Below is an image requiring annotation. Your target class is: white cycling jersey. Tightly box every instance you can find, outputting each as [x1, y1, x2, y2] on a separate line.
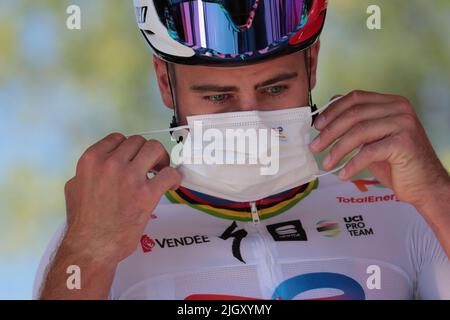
[33, 174, 450, 300]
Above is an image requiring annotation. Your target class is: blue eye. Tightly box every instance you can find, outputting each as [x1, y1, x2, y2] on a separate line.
[205, 94, 229, 103]
[265, 85, 287, 96]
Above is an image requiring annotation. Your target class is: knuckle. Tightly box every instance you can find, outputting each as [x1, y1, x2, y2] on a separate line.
[321, 125, 332, 139]
[343, 105, 362, 121]
[107, 132, 126, 142]
[331, 140, 345, 157]
[127, 134, 146, 144]
[348, 90, 364, 102]
[396, 96, 412, 109]
[391, 133, 411, 149]
[145, 139, 166, 155]
[78, 149, 98, 168]
[399, 113, 418, 131]
[354, 120, 368, 134]
[362, 143, 378, 157]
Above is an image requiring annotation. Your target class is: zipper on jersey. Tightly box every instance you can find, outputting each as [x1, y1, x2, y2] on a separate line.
[250, 201, 260, 225]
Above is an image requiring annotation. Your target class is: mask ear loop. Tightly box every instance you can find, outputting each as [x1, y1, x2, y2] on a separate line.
[128, 63, 193, 138]
[313, 145, 363, 178]
[128, 125, 190, 138]
[166, 62, 185, 143]
[310, 95, 360, 178]
[311, 95, 343, 117]
[304, 48, 318, 125]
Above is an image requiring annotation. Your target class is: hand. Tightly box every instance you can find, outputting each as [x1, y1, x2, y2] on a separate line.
[309, 90, 450, 209]
[64, 133, 181, 263]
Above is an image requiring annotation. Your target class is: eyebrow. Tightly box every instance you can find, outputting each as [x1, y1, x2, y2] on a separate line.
[254, 72, 298, 89]
[189, 72, 299, 93]
[190, 84, 239, 93]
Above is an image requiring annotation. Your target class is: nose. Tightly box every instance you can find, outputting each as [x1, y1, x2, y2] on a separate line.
[235, 92, 260, 112]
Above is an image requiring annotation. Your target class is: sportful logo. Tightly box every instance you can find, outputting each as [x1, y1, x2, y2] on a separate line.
[266, 220, 307, 241]
[135, 6, 148, 24]
[316, 220, 340, 237]
[219, 221, 248, 263]
[141, 234, 211, 253]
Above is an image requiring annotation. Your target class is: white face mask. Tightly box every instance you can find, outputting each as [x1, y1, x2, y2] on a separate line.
[132, 97, 347, 202]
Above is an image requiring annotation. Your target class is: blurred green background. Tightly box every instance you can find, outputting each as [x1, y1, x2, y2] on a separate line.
[0, 0, 449, 299]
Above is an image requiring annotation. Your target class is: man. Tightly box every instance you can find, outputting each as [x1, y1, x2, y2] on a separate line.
[34, 0, 450, 299]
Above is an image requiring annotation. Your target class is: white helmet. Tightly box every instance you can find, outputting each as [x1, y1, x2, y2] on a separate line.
[133, 0, 328, 66]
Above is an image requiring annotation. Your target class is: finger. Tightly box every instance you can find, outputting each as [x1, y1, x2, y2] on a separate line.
[77, 133, 126, 175]
[84, 133, 126, 156]
[147, 166, 182, 197]
[315, 90, 396, 130]
[64, 177, 76, 201]
[322, 116, 405, 170]
[310, 102, 405, 153]
[338, 136, 398, 181]
[329, 94, 343, 101]
[110, 135, 147, 162]
[131, 139, 170, 176]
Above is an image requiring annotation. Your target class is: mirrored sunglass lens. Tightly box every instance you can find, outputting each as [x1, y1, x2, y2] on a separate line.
[165, 0, 307, 55]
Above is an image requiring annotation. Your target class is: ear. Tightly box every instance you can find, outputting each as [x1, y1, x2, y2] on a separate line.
[153, 55, 174, 109]
[307, 40, 320, 90]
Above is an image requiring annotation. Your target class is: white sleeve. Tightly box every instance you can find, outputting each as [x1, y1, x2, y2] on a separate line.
[410, 216, 450, 300]
[32, 224, 66, 300]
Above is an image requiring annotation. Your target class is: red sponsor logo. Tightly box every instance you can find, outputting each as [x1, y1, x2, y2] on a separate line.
[141, 234, 156, 253]
[351, 179, 384, 192]
[337, 194, 399, 204]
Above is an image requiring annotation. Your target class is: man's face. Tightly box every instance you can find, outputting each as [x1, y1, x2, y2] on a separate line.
[154, 43, 320, 125]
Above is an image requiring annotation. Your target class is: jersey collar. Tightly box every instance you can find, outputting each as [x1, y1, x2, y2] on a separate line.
[165, 179, 319, 222]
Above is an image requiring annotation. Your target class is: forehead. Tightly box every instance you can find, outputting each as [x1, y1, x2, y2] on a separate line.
[174, 51, 305, 87]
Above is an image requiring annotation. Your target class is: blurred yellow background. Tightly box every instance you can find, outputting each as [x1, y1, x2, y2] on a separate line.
[0, 0, 449, 299]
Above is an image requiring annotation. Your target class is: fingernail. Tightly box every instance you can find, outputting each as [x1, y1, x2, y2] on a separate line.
[323, 154, 331, 168]
[310, 136, 320, 150]
[339, 168, 347, 179]
[315, 115, 326, 129]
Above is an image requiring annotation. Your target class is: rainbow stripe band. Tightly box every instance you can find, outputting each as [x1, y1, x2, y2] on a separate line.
[165, 179, 319, 222]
